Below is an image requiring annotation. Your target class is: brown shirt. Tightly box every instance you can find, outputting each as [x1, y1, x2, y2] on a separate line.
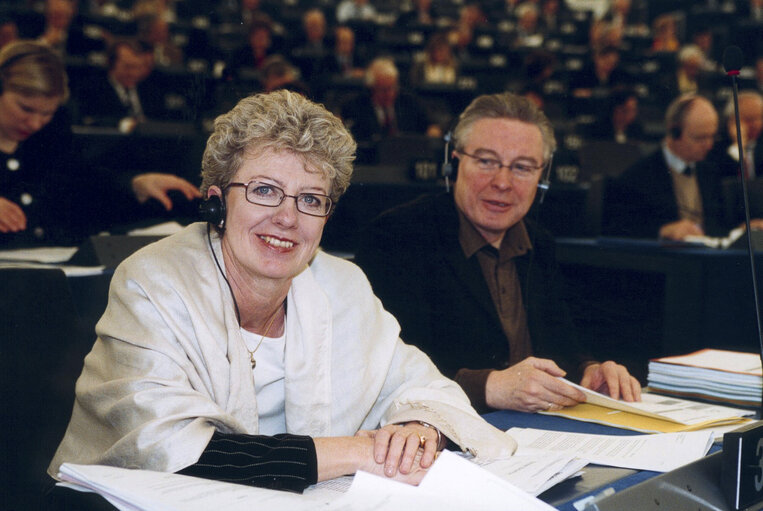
[453, 211, 534, 410]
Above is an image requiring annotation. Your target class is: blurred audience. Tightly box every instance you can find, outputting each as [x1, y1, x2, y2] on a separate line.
[0, 41, 200, 247]
[656, 44, 710, 107]
[335, 0, 377, 24]
[397, 0, 438, 26]
[651, 13, 681, 53]
[409, 32, 458, 87]
[711, 90, 763, 179]
[325, 25, 367, 79]
[136, 13, 183, 68]
[569, 45, 632, 98]
[259, 55, 310, 96]
[604, 94, 744, 240]
[75, 39, 163, 129]
[588, 87, 645, 143]
[513, 3, 543, 48]
[340, 57, 436, 142]
[228, 13, 278, 73]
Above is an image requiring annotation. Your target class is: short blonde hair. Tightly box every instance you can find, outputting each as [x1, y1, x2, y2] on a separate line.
[0, 40, 69, 100]
[201, 90, 356, 203]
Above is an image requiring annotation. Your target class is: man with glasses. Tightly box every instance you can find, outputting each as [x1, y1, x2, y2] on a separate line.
[604, 93, 734, 240]
[355, 92, 641, 414]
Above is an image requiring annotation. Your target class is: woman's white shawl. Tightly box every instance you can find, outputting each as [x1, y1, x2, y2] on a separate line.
[49, 223, 515, 476]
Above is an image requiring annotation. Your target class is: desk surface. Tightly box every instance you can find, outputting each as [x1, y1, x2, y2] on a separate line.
[483, 410, 664, 511]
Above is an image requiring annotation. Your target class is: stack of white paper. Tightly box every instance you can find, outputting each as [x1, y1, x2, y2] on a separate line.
[58, 451, 557, 511]
[647, 349, 762, 407]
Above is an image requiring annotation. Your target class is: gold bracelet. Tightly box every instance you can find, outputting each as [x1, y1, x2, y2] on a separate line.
[414, 420, 443, 450]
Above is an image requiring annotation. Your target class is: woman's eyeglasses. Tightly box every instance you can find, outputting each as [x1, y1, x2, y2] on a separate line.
[226, 181, 333, 217]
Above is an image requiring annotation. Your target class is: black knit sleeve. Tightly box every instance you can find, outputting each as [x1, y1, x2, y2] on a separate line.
[177, 431, 318, 493]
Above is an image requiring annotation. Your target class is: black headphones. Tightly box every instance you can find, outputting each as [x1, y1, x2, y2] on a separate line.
[199, 194, 226, 229]
[440, 130, 553, 203]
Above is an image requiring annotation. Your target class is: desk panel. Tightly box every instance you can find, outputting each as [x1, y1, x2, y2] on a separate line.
[556, 238, 763, 381]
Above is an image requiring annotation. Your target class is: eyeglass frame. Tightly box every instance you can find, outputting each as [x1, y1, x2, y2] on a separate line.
[455, 150, 548, 181]
[225, 181, 334, 217]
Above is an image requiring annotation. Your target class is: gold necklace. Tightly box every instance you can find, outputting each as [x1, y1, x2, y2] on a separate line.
[246, 307, 281, 369]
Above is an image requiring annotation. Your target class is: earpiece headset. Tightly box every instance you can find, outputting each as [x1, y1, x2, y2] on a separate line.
[440, 130, 553, 203]
[199, 193, 226, 229]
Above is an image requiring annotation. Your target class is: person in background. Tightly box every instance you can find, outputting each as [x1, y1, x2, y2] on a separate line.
[48, 90, 515, 497]
[655, 44, 710, 108]
[513, 2, 543, 48]
[136, 12, 183, 68]
[588, 87, 645, 143]
[325, 25, 366, 79]
[397, 0, 437, 26]
[409, 32, 458, 87]
[355, 92, 641, 413]
[75, 38, 164, 128]
[259, 55, 311, 97]
[569, 44, 632, 98]
[0, 40, 199, 245]
[651, 13, 680, 53]
[228, 13, 278, 73]
[340, 57, 438, 142]
[603, 93, 763, 240]
[335, 0, 377, 24]
[710, 90, 763, 180]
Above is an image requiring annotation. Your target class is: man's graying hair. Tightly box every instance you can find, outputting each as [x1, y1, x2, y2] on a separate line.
[452, 92, 556, 162]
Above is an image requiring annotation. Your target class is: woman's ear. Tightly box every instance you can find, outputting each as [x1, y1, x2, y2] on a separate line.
[207, 186, 222, 200]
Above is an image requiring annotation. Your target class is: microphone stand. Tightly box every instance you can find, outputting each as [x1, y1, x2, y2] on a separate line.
[726, 61, 763, 416]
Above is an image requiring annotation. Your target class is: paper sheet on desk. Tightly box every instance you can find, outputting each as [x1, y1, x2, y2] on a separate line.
[0, 247, 108, 275]
[508, 427, 713, 472]
[0, 246, 77, 263]
[128, 222, 184, 236]
[474, 452, 588, 495]
[542, 378, 753, 433]
[59, 452, 557, 511]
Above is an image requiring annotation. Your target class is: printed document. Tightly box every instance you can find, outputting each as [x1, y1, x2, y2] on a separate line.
[508, 427, 714, 472]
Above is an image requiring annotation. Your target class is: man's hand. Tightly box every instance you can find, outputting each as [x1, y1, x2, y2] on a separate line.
[658, 219, 704, 240]
[485, 357, 587, 412]
[580, 361, 642, 402]
[131, 173, 201, 211]
[0, 197, 27, 233]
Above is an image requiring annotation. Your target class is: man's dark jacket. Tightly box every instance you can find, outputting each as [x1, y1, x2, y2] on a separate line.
[354, 192, 589, 406]
[603, 149, 730, 238]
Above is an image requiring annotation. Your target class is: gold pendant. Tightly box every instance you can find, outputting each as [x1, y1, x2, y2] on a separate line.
[250, 353, 257, 369]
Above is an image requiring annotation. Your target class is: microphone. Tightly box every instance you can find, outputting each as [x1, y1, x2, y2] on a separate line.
[723, 45, 743, 76]
[723, 45, 763, 415]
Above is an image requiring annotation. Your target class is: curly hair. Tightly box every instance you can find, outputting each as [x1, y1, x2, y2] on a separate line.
[201, 90, 356, 203]
[452, 92, 556, 162]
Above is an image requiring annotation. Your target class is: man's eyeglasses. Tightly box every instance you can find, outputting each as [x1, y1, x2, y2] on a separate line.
[226, 181, 333, 217]
[457, 150, 546, 180]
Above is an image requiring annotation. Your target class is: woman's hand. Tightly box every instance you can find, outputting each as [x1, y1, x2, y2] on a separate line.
[314, 435, 428, 486]
[131, 173, 201, 210]
[0, 197, 26, 233]
[580, 361, 642, 402]
[485, 357, 586, 412]
[356, 422, 440, 478]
